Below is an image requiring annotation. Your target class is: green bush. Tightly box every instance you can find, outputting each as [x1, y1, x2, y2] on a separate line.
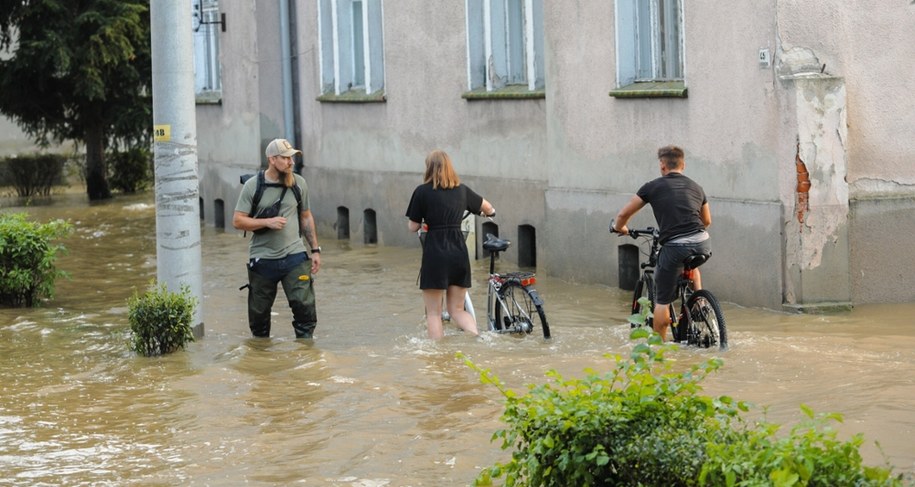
[0, 153, 67, 197]
[108, 147, 152, 193]
[0, 212, 73, 307]
[700, 406, 902, 487]
[128, 282, 196, 357]
[463, 329, 903, 487]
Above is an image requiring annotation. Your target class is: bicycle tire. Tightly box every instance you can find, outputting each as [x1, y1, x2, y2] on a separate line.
[685, 289, 728, 350]
[496, 281, 551, 339]
[630, 273, 655, 328]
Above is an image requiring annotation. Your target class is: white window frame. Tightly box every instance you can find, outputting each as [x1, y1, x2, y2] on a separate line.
[192, 0, 222, 97]
[615, 0, 684, 87]
[317, 0, 386, 96]
[466, 0, 544, 92]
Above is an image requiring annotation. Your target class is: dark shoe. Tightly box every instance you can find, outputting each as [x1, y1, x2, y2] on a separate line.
[293, 322, 316, 339]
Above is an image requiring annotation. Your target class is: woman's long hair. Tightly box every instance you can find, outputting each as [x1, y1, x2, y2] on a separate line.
[423, 149, 461, 189]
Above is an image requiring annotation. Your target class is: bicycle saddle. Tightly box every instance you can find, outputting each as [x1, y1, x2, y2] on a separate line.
[683, 252, 711, 270]
[482, 233, 511, 252]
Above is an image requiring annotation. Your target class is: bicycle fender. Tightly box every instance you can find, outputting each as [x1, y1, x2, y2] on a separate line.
[526, 288, 544, 307]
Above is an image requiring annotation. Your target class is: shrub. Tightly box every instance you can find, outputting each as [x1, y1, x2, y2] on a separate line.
[700, 405, 902, 487]
[128, 282, 197, 357]
[108, 147, 152, 193]
[463, 329, 903, 487]
[0, 153, 67, 197]
[0, 213, 73, 307]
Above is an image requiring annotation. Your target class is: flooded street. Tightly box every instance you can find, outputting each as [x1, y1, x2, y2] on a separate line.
[1, 192, 914, 486]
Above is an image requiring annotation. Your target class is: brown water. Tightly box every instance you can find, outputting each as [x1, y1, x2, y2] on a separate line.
[1, 192, 913, 486]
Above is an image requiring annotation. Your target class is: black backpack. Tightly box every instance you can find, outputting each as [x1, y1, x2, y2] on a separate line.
[239, 170, 303, 236]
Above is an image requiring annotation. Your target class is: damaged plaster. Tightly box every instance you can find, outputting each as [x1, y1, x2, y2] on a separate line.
[784, 77, 848, 271]
[777, 46, 826, 78]
[780, 70, 851, 307]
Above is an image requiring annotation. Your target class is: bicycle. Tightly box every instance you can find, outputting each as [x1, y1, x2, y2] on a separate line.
[481, 233, 551, 339]
[610, 220, 727, 350]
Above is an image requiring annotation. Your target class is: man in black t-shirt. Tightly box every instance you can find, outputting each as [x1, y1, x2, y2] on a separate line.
[611, 146, 712, 341]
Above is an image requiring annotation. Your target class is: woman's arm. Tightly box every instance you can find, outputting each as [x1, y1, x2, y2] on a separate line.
[480, 198, 495, 217]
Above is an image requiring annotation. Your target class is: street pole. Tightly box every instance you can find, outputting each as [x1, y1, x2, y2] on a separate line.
[150, 0, 204, 337]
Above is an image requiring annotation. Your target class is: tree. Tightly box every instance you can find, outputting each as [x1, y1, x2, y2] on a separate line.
[0, 0, 152, 200]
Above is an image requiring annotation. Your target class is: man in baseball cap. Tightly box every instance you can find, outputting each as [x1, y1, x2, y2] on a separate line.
[233, 137, 322, 340]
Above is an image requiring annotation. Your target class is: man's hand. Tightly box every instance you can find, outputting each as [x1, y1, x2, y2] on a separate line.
[609, 219, 628, 236]
[310, 253, 321, 274]
[264, 216, 287, 231]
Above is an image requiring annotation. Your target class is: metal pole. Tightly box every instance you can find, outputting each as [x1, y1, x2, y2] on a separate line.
[150, 0, 204, 337]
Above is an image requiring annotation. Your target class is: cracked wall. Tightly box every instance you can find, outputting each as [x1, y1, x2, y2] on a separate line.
[782, 76, 850, 305]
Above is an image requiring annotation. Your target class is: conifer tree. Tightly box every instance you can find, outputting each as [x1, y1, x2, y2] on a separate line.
[0, 0, 151, 200]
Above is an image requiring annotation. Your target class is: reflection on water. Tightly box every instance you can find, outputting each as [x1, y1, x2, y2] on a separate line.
[1, 192, 914, 485]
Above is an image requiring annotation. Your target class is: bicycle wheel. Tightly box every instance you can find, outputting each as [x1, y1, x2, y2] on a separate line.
[685, 289, 728, 350]
[498, 281, 551, 339]
[630, 274, 655, 328]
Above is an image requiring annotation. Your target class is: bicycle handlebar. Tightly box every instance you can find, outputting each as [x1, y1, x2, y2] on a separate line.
[609, 219, 658, 240]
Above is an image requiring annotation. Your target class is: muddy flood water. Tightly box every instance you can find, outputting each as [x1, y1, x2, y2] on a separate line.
[1, 191, 914, 486]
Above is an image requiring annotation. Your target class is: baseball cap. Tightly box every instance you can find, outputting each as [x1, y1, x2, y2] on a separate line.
[265, 138, 302, 158]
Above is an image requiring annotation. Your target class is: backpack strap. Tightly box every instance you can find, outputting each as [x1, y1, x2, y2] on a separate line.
[248, 170, 267, 217]
[291, 182, 303, 237]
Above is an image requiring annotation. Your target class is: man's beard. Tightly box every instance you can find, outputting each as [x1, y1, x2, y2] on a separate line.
[281, 167, 295, 187]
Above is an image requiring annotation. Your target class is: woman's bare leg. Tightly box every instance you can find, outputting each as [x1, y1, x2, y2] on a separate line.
[446, 286, 479, 336]
[422, 289, 446, 339]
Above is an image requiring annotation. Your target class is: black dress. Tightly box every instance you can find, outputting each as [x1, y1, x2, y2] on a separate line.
[406, 183, 483, 289]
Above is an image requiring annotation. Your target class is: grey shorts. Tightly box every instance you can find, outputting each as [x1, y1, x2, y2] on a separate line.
[654, 240, 711, 305]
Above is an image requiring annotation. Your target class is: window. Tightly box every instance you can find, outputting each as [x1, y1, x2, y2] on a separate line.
[317, 0, 386, 100]
[192, 0, 222, 102]
[612, 0, 686, 98]
[465, 0, 545, 97]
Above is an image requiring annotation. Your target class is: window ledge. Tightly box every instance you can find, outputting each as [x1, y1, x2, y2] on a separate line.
[609, 81, 687, 99]
[195, 91, 223, 105]
[317, 89, 386, 103]
[462, 85, 546, 101]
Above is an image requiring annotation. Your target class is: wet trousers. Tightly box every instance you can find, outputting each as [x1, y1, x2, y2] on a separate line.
[246, 252, 317, 338]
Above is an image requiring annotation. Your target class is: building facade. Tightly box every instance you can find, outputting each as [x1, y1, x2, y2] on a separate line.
[195, 1, 915, 310]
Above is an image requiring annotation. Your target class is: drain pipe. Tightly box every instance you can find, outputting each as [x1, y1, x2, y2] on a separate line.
[279, 0, 295, 148]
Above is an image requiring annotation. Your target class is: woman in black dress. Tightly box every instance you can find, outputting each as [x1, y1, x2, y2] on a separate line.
[406, 150, 495, 339]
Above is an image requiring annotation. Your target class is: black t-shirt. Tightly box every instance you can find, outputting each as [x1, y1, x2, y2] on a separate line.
[636, 172, 707, 244]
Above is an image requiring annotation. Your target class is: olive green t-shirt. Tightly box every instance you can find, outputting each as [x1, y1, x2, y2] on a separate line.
[235, 173, 310, 259]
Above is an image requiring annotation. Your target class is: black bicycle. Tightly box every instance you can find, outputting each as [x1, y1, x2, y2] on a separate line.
[481, 233, 551, 339]
[610, 221, 727, 350]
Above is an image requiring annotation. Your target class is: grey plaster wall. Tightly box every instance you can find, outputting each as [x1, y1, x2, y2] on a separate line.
[849, 197, 915, 303]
